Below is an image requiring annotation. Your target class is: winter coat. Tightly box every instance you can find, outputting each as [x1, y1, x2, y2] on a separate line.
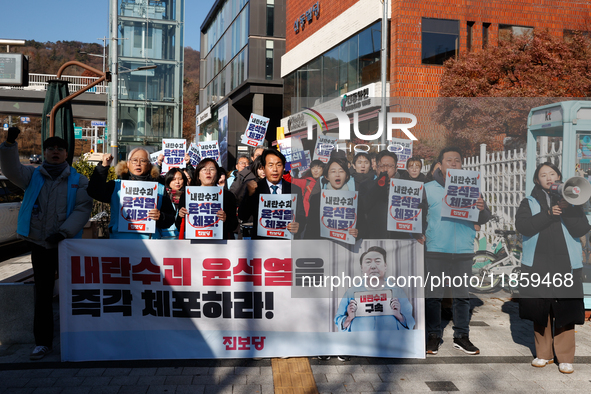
[515, 184, 591, 327]
[229, 168, 256, 205]
[291, 176, 319, 217]
[0, 141, 93, 248]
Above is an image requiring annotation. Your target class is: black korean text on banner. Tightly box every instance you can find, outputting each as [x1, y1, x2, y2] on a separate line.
[319, 190, 358, 244]
[162, 139, 187, 172]
[257, 194, 297, 240]
[387, 179, 423, 233]
[118, 181, 158, 234]
[185, 186, 224, 239]
[241, 113, 270, 147]
[440, 169, 481, 222]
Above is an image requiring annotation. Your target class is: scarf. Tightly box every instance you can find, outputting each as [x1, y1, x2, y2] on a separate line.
[42, 161, 68, 180]
[167, 187, 183, 205]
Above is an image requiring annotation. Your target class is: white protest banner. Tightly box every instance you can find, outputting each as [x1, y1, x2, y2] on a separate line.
[257, 194, 297, 240]
[118, 181, 158, 234]
[353, 290, 395, 317]
[185, 186, 224, 239]
[319, 190, 358, 244]
[440, 169, 481, 222]
[187, 143, 201, 167]
[199, 141, 221, 165]
[387, 179, 423, 233]
[162, 139, 187, 172]
[390, 138, 413, 170]
[277, 137, 305, 171]
[59, 239, 424, 361]
[241, 113, 270, 147]
[313, 134, 338, 163]
[149, 150, 162, 165]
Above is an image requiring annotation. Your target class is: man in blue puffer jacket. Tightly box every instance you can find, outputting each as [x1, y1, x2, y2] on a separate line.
[419, 147, 491, 356]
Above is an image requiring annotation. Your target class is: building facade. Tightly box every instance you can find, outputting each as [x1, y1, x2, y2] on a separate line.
[109, 0, 184, 156]
[199, 0, 286, 169]
[281, 0, 591, 142]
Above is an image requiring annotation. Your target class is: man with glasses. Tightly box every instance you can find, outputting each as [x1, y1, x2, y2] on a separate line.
[87, 148, 175, 238]
[358, 150, 410, 239]
[0, 128, 93, 360]
[239, 149, 305, 239]
[227, 155, 251, 189]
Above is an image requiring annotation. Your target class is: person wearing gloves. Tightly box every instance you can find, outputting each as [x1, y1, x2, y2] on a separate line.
[87, 151, 175, 238]
[0, 127, 93, 360]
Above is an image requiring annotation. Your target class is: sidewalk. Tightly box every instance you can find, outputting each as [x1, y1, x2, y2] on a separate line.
[2, 252, 591, 393]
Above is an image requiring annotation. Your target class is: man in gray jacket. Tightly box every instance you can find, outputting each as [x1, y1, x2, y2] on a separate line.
[0, 127, 93, 360]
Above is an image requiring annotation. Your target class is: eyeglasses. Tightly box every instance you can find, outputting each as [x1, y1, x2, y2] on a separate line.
[378, 164, 397, 170]
[130, 159, 149, 165]
[46, 147, 65, 152]
[201, 167, 217, 173]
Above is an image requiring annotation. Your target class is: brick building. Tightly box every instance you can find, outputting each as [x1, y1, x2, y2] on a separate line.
[280, 0, 591, 143]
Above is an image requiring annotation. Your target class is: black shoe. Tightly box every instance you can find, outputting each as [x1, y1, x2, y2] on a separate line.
[426, 333, 441, 355]
[453, 335, 480, 355]
[337, 356, 350, 362]
[317, 356, 331, 360]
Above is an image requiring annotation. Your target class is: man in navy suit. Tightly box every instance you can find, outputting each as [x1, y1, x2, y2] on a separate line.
[239, 149, 305, 239]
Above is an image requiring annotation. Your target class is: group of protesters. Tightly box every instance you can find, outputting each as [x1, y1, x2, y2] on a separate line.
[0, 127, 588, 375]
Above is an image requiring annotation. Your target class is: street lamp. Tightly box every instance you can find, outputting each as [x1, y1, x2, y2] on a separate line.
[109, 64, 157, 164]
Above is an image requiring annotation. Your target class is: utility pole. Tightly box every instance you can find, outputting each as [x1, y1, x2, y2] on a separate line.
[380, 0, 389, 146]
[110, 0, 119, 164]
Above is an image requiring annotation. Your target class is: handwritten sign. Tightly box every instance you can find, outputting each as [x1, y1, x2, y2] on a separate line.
[185, 186, 224, 239]
[387, 179, 423, 233]
[118, 181, 158, 234]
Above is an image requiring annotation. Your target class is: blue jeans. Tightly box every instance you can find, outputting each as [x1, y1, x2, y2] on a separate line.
[425, 255, 472, 338]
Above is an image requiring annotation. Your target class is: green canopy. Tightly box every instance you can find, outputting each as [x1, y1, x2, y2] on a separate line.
[41, 79, 75, 165]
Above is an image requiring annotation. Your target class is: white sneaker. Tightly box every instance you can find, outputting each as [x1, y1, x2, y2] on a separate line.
[30, 346, 52, 360]
[531, 358, 553, 367]
[559, 363, 574, 374]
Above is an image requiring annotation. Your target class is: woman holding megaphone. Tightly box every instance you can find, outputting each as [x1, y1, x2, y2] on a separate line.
[515, 162, 591, 374]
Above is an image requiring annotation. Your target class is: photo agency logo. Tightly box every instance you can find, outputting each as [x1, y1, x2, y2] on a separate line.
[300, 105, 419, 153]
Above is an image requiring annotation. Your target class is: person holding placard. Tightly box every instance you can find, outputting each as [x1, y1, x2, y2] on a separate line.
[418, 147, 491, 355]
[160, 168, 188, 238]
[305, 158, 358, 241]
[238, 149, 305, 239]
[230, 147, 265, 205]
[292, 159, 325, 217]
[335, 246, 414, 332]
[88, 149, 175, 239]
[176, 158, 237, 240]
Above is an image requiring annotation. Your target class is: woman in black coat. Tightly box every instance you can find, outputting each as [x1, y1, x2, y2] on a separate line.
[515, 162, 591, 374]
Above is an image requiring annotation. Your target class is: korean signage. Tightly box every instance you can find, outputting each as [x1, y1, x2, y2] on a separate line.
[185, 186, 224, 240]
[197, 107, 212, 126]
[293, 1, 320, 33]
[241, 113, 270, 147]
[313, 134, 338, 163]
[257, 194, 297, 240]
[277, 137, 306, 171]
[440, 169, 481, 222]
[199, 141, 221, 165]
[118, 181, 158, 234]
[162, 139, 187, 172]
[319, 190, 358, 245]
[59, 239, 424, 361]
[150, 150, 162, 166]
[387, 179, 423, 233]
[187, 143, 201, 167]
[340, 84, 376, 113]
[391, 137, 413, 170]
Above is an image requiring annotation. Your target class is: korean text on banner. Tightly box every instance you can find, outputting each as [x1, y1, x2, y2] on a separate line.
[150, 150, 162, 165]
[277, 137, 305, 172]
[185, 186, 224, 239]
[313, 135, 338, 163]
[118, 181, 158, 234]
[319, 190, 358, 244]
[257, 194, 297, 240]
[387, 179, 423, 233]
[199, 141, 221, 166]
[440, 169, 481, 222]
[187, 143, 201, 167]
[162, 139, 187, 172]
[391, 138, 413, 170]
[241, 113, 270, 147]
[354, 290, 395, 317]
[298, 151, 312, 176]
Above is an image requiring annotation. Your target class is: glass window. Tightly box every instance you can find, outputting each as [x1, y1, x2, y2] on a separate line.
[307, 56, 322, 100]
[483, 23, 490, 48]
[323, 47, 339, 99]
[265, 40, 274, 80]
[266, 0, 274, 36]
[499, 24, 533, 41]
[283, 72, 294, 117]
[422, 18, 459, 65]
[467, 21, 474, 52]
[358, 21, 381, 86]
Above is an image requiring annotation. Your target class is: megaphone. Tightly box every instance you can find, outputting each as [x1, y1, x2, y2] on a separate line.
[549, 177, 591, 205]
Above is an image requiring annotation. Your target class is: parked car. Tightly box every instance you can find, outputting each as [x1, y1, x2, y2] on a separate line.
[0, 175, 23, 245]
[29, 154, 42, 164]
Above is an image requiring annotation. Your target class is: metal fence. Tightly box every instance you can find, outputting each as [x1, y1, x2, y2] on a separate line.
[0, 73, 108, 94]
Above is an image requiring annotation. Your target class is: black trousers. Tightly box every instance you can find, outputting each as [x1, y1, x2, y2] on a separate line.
[30, 242, 59, 347]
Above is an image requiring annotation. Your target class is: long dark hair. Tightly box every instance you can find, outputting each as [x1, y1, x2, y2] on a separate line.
[164, 167, 188, 190]
[191, 158, 220, 186]
[533, 161, 562, 185]
[250, 156, 265, 181]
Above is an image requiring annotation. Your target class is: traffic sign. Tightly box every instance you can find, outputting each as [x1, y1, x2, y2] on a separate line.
[20, 117, 30, 124]
[74, 127, 83, 139]
[91, 121, 106, 127]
